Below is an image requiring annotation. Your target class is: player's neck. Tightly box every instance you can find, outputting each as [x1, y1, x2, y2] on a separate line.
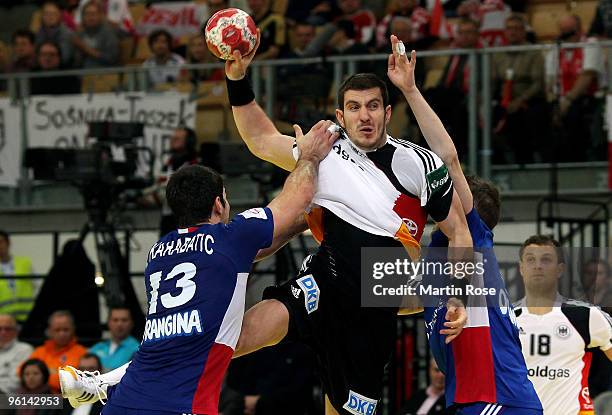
[525, 290, 558, 315]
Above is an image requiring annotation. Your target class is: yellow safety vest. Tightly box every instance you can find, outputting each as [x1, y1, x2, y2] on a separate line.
[0, 257, 35, 323]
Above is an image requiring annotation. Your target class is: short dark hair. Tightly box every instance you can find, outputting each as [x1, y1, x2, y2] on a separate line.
[519, 235, 564, 263]
[20, 359, 50, 389]
[0, 230, 8, 243]
[337, 73, 389, 109]
[79, 353, 102, 371]
[166, 165, 225, 227]
[148, 29, 173, 49]
[466, 175, 500, 230]
[12, 29, 35, 45]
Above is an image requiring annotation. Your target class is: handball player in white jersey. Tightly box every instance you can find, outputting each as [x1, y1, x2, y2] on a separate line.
[59, 34, 472, 415]
[221, 33, 472, 415]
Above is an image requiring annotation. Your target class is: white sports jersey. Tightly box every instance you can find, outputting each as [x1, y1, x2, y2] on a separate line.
[295, 132, 453, 255]
[514, 296, 612, 415]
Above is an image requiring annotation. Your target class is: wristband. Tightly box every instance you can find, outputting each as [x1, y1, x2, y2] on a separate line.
[226, 75, 255, 106]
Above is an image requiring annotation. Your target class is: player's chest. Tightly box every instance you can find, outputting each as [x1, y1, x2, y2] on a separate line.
[517, 315, 585, 361]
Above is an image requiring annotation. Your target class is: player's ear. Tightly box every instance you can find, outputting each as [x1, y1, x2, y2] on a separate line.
[385, 104, 392, 123]
[335, 108, 345, 129]
[212, 196, 223, 218]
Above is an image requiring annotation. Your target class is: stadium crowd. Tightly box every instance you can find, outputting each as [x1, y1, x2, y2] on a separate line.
[0, 0, 610, 163]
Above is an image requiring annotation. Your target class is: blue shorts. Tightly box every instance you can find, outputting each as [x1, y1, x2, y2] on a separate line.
[454, 403, 543, 415]
[101, 401, 197, 415]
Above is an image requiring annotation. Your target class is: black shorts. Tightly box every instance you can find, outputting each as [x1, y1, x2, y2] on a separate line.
[263, 253, 397, 415]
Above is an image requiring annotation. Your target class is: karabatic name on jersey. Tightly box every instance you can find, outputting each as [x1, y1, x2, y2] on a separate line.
[425, 209, 541, 411]
[107, 207, 274, 415]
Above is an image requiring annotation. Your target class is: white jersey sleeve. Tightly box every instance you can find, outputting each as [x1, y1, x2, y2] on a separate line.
[389, 138, 453, 222]
[588, 306, 612, 351]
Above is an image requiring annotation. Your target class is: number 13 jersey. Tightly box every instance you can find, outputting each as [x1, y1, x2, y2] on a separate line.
[108, 208, 274, 415]
[514, 296, 612, 415]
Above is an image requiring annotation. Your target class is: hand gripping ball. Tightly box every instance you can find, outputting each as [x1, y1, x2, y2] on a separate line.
[203, 8, 257, 60]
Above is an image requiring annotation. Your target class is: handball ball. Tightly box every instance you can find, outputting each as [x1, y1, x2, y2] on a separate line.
[204, 8, 257, 61]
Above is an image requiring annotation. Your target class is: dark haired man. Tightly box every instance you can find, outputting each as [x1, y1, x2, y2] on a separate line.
[60, 121, 338, 413]
[142, 29, 185, 87]
[411, 48, 541, 414]
[9, 29, 36, 73]
[89, 307, 139, 371]
[220, 34, 471, 415]
[515, 235, 612, 415]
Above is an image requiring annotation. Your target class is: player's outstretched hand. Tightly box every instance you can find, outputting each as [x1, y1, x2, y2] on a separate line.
[295, 120, 339, 163]
[387, 34, 417, 94]
[441, 297, 467, 344]
[225, 29, 261, 81]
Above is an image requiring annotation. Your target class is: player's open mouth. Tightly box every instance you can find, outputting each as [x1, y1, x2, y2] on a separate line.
[359, 127, 374, 134]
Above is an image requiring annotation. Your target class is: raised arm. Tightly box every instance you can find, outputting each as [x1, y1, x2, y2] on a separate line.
[387, 36, 472, 215]
[266, 121, 338, 247]
[225, 32, 297, 171]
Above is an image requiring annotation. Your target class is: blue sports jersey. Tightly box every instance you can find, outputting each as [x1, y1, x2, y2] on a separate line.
[107, 207, 274, 415]
[424, 209, 541, 410]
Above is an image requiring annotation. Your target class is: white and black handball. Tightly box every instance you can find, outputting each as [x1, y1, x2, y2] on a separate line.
[203, 8, 257, 60]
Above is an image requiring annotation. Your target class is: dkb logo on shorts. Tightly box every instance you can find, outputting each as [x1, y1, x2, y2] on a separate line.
[296, 275, 319, 314]
[343, 390, 377, 415]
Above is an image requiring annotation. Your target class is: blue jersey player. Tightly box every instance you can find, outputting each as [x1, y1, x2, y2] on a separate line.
[59, 120, 339, 415]
[401, 47, 542, 414]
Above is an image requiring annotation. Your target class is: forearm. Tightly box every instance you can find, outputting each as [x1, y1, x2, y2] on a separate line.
[255, 215, 308, 261]
[232, 100, 281, 156]
[403, 87, 458, 165]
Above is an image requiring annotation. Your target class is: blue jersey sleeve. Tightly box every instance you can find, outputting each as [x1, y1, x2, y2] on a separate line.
[465, 208, 493, 248]
[224, 207, 274, 266]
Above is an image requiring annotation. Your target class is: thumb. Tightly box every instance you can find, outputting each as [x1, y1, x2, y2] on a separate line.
[293, 124, 304, 138]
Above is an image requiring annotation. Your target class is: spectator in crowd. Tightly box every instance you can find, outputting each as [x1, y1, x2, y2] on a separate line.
[9, 30, 37, 73]
[248, 0, 287, 60]
[64, 353, 104, 414]
[35, 1, 75, 66]
[278, 22, 330, 124]
[89, 307, 139, 371]
[142, 29, 185, 88]
[30, 41, 81, 95]
[589, 0, 612, 38]
[491, 14, 547, 164]
[30, 311, 87, 394]
[186, 34, 223, 83]
[426, 17, 480, 159]
[546, 14, 604, 162]
[328, 19, 369, 56]
[0, 231, 34, 324]
[287, 22, 316, 57]
[74, 0, 135, 36]
[0, 315, 33, 395]
[336, 0, 376, 46]
[12, 359, 62, 415]
[400, 359, 450, 415]
[376, 0, 431, 50]
[457, 0, 512, 46]
[73, 1, 119, 68]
